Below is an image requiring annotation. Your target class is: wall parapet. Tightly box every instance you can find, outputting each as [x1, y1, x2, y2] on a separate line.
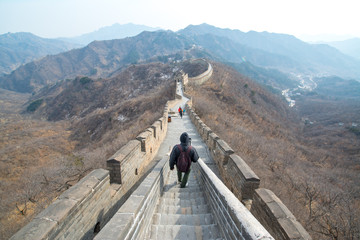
[251, 189, 312, 240]
[187, 61, 213, 86]
[185, 103, 311, 240]
[10, 169, 110, 240]
[94, 155, 170, 240]
[196, 159, 274, 240]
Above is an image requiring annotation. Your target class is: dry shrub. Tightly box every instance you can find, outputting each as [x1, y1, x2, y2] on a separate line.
[189, 62, 360, 239]
[0, 63, 175, 239]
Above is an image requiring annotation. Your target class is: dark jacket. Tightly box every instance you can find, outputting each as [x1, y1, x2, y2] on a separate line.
[169, 132, 199, 170]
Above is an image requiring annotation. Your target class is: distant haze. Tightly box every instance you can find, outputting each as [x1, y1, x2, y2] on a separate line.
[0, 0, 359, 41]
[298, 34, 358, 43]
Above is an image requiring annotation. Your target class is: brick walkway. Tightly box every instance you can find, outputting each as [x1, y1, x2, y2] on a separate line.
[146, 82, 223, 239]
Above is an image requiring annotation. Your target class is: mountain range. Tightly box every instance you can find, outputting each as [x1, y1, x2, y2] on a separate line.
[179, 24, 360, 79]
[1, 23, 360, 94]
[0, 32, 81, 75]
[326, 38, 360, 60]
[0, 23, 161, 76]
[59, 23, 161, 45]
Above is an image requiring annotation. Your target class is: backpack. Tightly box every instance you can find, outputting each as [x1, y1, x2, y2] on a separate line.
[176, 145, 192, 172]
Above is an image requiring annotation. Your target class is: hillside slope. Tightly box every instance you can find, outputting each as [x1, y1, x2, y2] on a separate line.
[0, 62, 176, 239]
[187, 62, 360, 239]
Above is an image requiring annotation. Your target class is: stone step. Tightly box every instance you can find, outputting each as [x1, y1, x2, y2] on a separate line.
[158, 196, 207, 207]
[152, 213, 215, 226]
[167, 172, 199, 181]
[156, 203, 211, 215]
[167, 174, 198, 181]
[164, 184, 202, 195]
[166, 181, 200, 187]
[162, 191, 205, 200]
[149, 224, 222, 240]
[164, 181, 201, 192]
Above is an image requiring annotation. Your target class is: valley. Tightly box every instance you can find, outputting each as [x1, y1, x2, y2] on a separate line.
[282, 74, 318, 107]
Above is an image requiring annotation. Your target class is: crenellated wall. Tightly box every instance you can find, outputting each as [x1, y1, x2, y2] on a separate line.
[10, 169, 111, 240]
[185, 103, 311, 240]
[94, 154, 171, 240]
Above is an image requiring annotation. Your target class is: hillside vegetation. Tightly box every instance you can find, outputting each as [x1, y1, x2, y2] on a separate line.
[0, 63, 176, 239]
[187, 62, 360, 239]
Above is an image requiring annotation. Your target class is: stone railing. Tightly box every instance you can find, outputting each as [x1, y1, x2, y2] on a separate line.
[194, 159, 273, 240]
[10, 169, 110, 240]
[94, 154, 171, 240]
[185, 104, 311, 240]
[95, 157, 274, 240]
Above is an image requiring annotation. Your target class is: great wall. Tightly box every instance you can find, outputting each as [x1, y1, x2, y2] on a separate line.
[11, 60, 311, 240]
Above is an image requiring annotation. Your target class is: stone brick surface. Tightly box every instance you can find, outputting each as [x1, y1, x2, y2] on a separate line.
[251, 188, 311, 240]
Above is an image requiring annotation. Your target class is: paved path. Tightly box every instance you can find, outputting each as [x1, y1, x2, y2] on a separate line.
[145, 82, 223, 239]
[154, 82, 219, 174]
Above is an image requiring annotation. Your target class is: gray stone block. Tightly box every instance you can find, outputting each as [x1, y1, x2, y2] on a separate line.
[229, 154, 259, 181]
[37, 198, 78, 223]
[89, 169, 109, 181]
[94, 213, 134, 240]
[118, 195, 145, 215]
[59, 184, 92, 202]
[278, 218, 312, 240]
[10, 218, 58, 240]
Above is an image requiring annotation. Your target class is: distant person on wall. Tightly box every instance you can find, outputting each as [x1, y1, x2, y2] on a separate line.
[169, 132, 199, 188]
[178, 106, 183, 118]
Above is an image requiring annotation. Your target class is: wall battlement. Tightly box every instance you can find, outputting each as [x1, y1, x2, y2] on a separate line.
[185, 101, 311, 240]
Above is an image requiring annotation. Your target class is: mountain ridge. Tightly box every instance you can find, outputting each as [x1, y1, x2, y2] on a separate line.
[179, 24, 360, 79]
[1, 23, 360, 94]
[59, 23, 162, 45]
[326, 38, 360, 59]
[0, 31, 194, 93]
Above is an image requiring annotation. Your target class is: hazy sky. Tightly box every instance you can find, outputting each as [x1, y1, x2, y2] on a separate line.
[1, 0, 359, 41]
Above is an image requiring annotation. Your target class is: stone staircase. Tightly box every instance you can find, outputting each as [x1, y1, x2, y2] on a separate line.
[147, 169, 223, 240]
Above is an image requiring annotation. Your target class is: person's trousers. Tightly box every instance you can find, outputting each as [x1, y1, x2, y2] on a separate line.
[177, 168, 191, 188]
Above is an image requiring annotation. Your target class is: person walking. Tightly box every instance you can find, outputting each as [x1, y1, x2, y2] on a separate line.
[178, 106, 183, 119]
[169, 132, 199, 188]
